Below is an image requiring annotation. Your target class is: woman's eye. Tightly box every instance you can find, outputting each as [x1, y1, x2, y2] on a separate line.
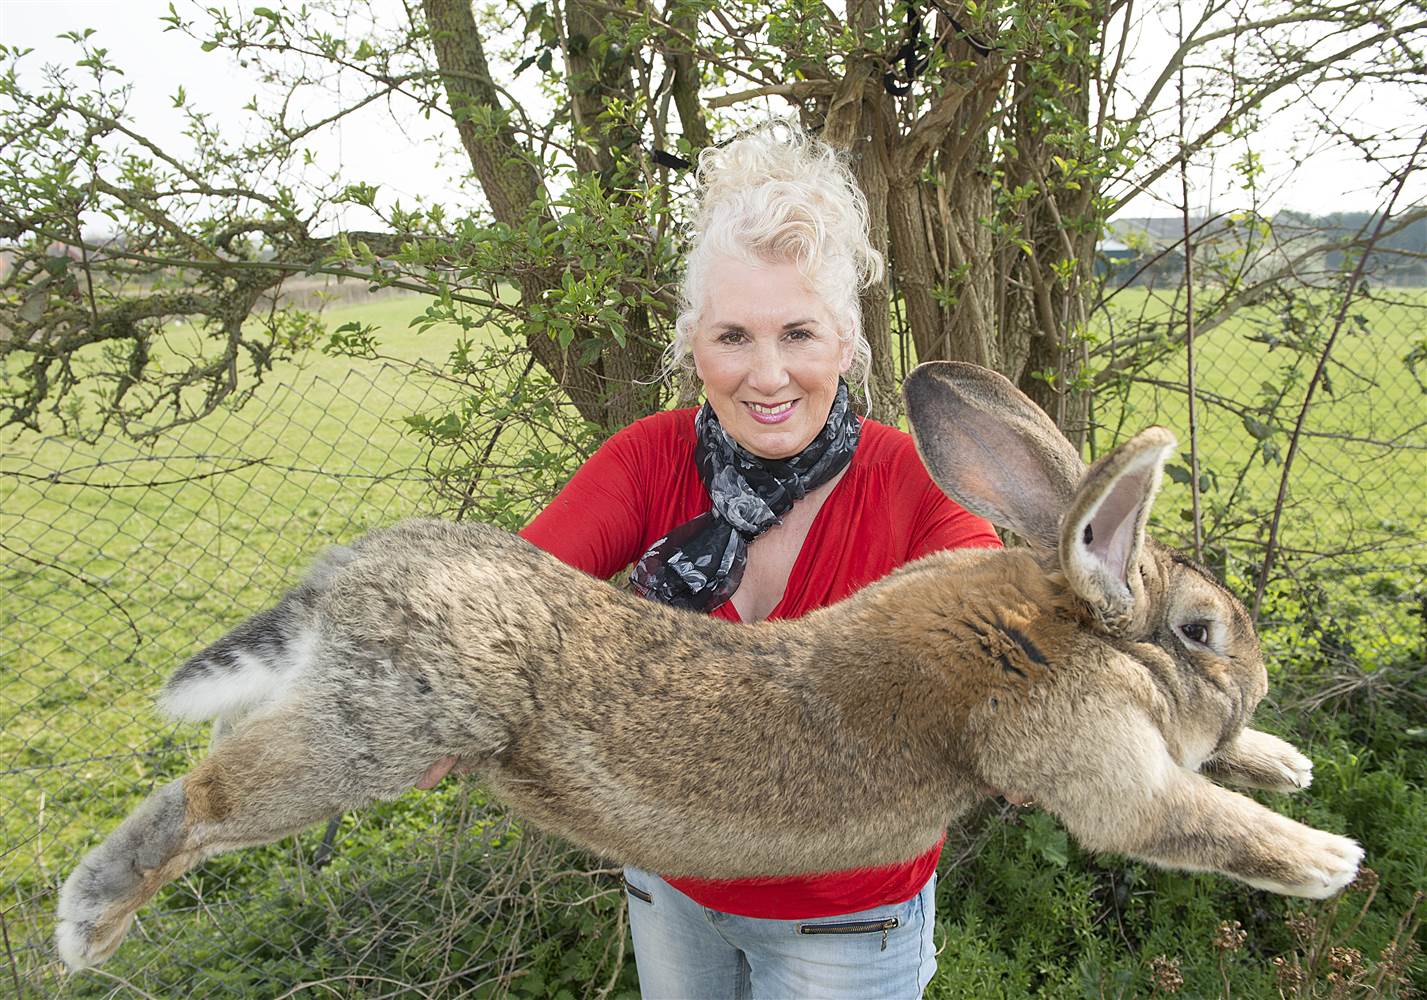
[1179, 622, 1210, 645]
[785, 328, 814, 341]
[716, 331, 747, 345]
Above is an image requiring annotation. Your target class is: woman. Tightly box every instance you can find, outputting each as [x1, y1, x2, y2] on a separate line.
[520, 124, 1000, 998]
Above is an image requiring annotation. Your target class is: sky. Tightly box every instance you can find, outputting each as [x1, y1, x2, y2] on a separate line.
[2, 0, 465, 231]
[3, 0, 1421, 232]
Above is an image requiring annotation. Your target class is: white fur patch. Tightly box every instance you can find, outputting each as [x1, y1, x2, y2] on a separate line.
[1182, 732, 1220, 772]
[1240, 831, 1362, 898]
[160, 627, 316, 722]
[288, 626, 319, 677]
[55, 872, 105, 970]
[54, 917, 95, 970]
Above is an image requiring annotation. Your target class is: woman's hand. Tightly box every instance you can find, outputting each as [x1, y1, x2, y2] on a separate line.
[416, 755, 462, 789]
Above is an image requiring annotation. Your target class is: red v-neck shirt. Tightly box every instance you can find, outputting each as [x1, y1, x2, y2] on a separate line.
[520, 407, 1000, 918]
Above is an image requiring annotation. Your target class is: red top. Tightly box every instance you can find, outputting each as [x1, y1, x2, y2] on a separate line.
[520, 408, 1001, 918]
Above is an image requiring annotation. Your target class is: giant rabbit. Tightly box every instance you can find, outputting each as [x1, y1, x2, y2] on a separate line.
[56, 362, 1362, 971]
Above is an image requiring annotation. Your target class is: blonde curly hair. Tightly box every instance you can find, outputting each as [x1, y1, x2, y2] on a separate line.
[667, 121, 884, 401]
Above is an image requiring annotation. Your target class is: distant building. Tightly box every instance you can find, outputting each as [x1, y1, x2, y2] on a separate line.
[1096, 238, 1139, 280]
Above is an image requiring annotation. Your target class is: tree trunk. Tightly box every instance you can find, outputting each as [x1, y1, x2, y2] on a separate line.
[822, 0, 900, 421]
[848, 112, 901, 423]
[886, 13, 1007, 378]
[665, 1, 710, 151]
[423, 0, 661, 431]
[936, 102, 1001, 371]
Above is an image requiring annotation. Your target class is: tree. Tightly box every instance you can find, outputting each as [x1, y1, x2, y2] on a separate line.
[2, 0, 1423, 448]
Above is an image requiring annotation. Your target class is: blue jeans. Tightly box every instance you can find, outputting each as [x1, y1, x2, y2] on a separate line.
[623, 867, 937, 999]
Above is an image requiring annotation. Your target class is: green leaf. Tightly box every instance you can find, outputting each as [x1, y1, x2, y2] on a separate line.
[323, 321, 379, 359]
[1242, 415, 1273, 440]
[1022, 812, 1069, 867]
[1164, 463, 1192, 485]
[576, 338, 603, 366]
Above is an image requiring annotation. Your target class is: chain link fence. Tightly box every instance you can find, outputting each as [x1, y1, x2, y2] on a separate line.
[3, 284, 1425, 997]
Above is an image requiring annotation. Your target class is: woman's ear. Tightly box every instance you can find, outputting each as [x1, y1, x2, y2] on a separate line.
[838, 335, 854, 373]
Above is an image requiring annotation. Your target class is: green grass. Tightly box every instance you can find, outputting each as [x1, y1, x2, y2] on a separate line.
[926, 696, 1427, 998]
[1, 293, 629, 997]
[1097, 287, 1425, 515]
[3, 289, 1424, 997]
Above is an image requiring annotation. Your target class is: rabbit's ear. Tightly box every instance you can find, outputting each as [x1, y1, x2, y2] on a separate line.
[903, 361, 1085, 548]
[1058, 427, 1177, 632]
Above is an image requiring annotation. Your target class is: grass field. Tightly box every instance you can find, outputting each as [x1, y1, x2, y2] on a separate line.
[2, 289, 1423, 997]
[1097, 288, 1426, 533]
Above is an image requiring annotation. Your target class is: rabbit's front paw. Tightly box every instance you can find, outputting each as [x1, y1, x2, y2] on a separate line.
[1249, 827, 1363, 899]
[1267, 744, 1313, 793]
[1215, 729, 1314, 793]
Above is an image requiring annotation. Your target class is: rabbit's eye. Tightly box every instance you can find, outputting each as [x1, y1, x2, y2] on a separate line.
[1179, 622, 1210, 645]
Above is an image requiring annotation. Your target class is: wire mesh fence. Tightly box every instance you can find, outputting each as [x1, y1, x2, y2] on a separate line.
[2, 284, 1424, 997]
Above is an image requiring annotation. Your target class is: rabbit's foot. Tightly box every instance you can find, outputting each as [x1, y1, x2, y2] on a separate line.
[1266, 745, 1313, 792]
[1205, 729, 1314, 793]
[1243, 826, 1363, 899]
[56, 779, 191, 970]
[1249, 732, 1313, 792]
[55, 903, 134, 972]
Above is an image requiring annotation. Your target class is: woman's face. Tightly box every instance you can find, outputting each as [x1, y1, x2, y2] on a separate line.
[691, 256, 852, 460]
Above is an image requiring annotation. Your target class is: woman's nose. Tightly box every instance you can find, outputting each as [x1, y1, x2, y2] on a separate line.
[745, 342, 790, 395]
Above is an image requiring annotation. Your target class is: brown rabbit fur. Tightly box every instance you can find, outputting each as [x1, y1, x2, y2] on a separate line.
[56, 362, 1361, 971]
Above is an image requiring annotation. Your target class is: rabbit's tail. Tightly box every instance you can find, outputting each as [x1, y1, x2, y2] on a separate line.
[160, 544, 357, 724]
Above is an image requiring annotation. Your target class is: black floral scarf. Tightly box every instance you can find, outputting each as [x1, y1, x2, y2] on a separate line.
[630, 382, 862, 611]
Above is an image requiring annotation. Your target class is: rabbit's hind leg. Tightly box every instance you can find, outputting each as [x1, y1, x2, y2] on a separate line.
[55, 701, 399, 971]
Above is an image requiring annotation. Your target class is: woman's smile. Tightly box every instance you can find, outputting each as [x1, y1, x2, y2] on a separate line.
[744, 399, 799, 424]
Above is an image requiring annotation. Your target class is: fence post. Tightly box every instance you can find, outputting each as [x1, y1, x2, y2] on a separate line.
[313, 816, 343, 869]
[2, 904, 25, 1000]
